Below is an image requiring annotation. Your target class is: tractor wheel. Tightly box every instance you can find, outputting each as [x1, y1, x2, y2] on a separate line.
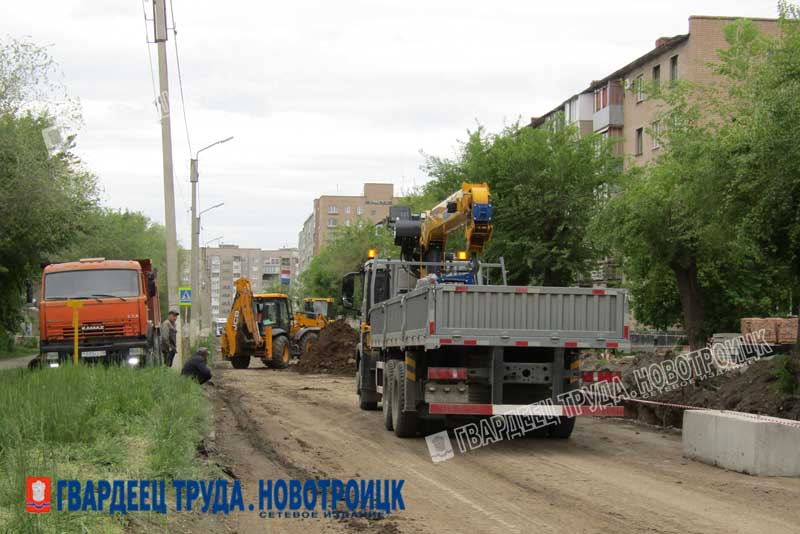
[271, 336, 290, 369]
[391, 362, 418, 437]
[383, 360, 396, 431]
[300, 332, 318, 358]
[230, 355, 250, 369]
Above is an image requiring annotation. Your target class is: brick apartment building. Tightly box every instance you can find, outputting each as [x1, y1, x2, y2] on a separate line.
[531, 16, 779, 168]
[297, 182, 399, 273]
[529, 15, 778, 286]
[199, 244, 299, 323]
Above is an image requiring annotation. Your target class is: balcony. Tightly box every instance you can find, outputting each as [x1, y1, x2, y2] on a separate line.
[593, 105, 624, 131]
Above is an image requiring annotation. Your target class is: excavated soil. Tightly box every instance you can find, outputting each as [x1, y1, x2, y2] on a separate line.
[294, 319, 358, 375]
[583, 350, 800, 428]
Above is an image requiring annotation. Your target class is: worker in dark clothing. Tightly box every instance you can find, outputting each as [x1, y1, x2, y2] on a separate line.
[181, 347, 212, 385]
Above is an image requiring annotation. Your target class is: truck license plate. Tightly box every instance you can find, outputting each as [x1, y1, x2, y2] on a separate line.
[82, 351, 106, 357]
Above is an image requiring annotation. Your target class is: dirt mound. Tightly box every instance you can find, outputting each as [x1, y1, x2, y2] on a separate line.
[295, 319, 358, 375]
[616, 351, 800, 428]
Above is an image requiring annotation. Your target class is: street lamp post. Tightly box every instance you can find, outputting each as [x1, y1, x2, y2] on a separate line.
[190, 136, 233, 346]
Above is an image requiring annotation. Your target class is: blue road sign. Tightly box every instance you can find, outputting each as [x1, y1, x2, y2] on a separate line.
[179, 287, 192, 306]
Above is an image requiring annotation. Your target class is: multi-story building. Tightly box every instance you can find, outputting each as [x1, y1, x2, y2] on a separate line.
[531, 16, 779, 168]
[529, 15, 778, 287]
[200, 244, 299, 322]
[297, 182, 399, 273]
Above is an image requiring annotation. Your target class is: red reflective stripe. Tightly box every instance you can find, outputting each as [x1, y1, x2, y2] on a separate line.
[606, 342, 619, 349]
[429, 321, 435, 334]
[592, 289, 606, 295]
[440, 338, 452, 345]
[582, 371, 620, 382]
[514, 287, 528, 294]
[515, 340, 528, 347]
[429, 403, 492, 415]
[624, 325, 629, 339]
[564, 341, 578, 348]
[464, 339, 478, 346]
[428, 367, 468, 380]
[455, 286, 468, 292]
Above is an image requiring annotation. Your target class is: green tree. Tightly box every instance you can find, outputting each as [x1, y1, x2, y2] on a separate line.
[299, 223, 397, 315]
[0, 37, 99, 335]
[55, 209, 175, 317]
[420, 121, 621, 286]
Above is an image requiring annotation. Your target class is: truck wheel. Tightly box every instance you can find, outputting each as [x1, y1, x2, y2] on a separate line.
[357, 358, 378, 410]
[383, 360, 396, 431]
[271, 336, 290, 369]
[392, 362, 418, 437]
[547, 417, 576, 439]
[231, 355, 250, 369]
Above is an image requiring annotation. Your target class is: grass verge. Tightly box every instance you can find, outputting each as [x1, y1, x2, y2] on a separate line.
[0, 365, 210, 532]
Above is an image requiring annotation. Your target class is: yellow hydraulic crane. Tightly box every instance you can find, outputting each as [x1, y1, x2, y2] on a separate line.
[394, 182, 493, 268]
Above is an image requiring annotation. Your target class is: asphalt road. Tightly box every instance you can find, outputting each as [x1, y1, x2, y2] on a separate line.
[0, 354, 35, 371]
[192, 362, 800, 534]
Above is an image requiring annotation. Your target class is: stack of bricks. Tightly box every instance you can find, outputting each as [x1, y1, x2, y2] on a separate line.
[741, 317, 798, 345]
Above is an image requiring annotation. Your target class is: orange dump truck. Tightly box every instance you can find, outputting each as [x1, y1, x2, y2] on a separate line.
[37, 258, 161, 368]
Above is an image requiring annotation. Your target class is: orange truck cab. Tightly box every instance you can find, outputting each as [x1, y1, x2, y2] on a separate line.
[38, 258, 161, 367]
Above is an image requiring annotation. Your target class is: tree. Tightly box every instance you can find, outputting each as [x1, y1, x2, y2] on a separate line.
[55, 209, 176, 317]
[716, 7, 800, 355]
[300, 223, 397, 315]
[420, 120, 622, 286]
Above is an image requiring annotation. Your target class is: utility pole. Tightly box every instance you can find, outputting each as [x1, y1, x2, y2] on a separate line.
[189, 138, 232, 344]
[153, 0, 183, 366]
[190, 158, 198, 342]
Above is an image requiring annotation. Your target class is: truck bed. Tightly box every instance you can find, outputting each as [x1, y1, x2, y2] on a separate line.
[369, 284, 629, 351]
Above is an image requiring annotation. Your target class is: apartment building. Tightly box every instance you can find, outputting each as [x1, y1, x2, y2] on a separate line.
[200, 244, 299, 322]
[531, 16, 779, 168]
[297, 182, 399, 273]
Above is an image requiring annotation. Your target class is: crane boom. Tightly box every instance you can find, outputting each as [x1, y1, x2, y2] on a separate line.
[395, 182, 493, 263]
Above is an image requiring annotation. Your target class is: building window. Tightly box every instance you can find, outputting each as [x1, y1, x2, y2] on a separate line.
[345, 219, 351, 227]
[356, 206, 364, 216]
[327, 205, 338, 214]
[652, 64, 661, 91]
[345, 206, 351, 214]
[670, 55, 678, 82]
[635, 128, 644, 156]
[593, 86, 608, 112]
[371, 209, 376, 216]
[636, 75, 644, 103]
[651, 121, 661, 149]
[328, 218, 337, 228]
[594, 89, 601, 112]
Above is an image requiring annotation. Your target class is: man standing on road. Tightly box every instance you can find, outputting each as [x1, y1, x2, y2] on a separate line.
[160, 310, 179, 368]
[181, 347, 212, 385]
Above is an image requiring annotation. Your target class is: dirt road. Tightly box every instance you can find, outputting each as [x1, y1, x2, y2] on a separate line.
[201, 362, 800, 534]
[0, 354, 35, 371]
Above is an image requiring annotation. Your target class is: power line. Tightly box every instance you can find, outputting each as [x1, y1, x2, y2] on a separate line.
[140, 0, 159, 118]
[168, 0, 193, 157]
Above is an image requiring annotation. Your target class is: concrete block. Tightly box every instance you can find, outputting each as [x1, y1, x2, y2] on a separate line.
[682, 410, 800, 476]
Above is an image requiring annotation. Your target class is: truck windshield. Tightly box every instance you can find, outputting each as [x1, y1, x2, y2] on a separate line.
[44, 269, 140, 300]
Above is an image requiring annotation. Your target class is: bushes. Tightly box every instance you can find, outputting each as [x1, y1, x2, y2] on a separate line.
[0, 365, 209, 532]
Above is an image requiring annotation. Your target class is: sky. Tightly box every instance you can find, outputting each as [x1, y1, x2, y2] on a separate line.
[1, 0, 779, 250]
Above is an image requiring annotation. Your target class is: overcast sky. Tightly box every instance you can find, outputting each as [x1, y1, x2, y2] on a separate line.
[1, 0, 778, 250]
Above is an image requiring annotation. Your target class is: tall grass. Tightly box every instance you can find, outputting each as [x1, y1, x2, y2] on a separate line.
[0, 365, 209, 532]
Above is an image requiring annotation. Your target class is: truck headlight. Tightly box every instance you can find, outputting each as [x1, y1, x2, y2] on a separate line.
[127, 357, 140, 366]
[48, 362, 60, 368]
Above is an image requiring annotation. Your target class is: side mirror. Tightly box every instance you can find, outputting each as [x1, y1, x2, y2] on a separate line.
[341, 272, 357, 310]
[25, 280, 34, 304]
[146, 272, 157, 297]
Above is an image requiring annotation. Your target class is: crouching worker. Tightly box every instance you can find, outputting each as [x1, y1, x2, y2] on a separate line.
[181, 347, 212, 385]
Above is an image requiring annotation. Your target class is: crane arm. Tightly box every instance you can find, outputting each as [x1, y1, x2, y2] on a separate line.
[420, 182, 493, 257]
[220, 277, 262, 358]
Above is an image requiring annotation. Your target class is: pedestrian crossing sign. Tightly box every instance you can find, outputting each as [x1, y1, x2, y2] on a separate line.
[179, 287, 192, 306]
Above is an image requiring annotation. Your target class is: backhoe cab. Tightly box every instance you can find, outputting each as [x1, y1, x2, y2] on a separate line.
[291, 297, 334, 356]
[221, 279, 292, 370]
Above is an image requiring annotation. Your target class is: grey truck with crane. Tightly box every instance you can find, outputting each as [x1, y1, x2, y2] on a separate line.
[341, 183, 630, 438]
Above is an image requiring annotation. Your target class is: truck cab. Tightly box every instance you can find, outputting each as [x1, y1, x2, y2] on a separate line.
[38, 258, 161, 367]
